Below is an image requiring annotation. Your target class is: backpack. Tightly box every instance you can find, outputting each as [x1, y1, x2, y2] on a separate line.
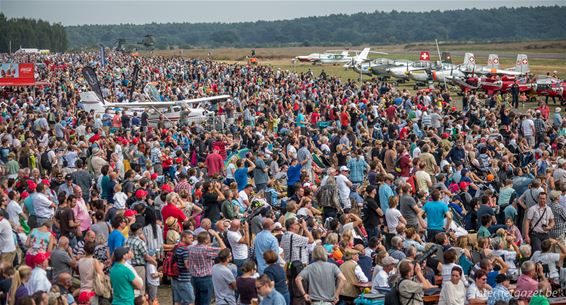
[163, 245, 180, 277]
[40, 150, 52, 172]
[384, 278, 415, 305]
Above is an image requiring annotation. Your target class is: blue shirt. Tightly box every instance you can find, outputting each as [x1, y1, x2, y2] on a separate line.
[487, 284, 512, 305]
[378, 184, 394, 213]
[296, 113, 306, 128]
[347, 157, 368, 183]
[260, 288, 287, 305]
[287, 164, 302, 186]
[108, 229, 125, 255]
[234, 167, 249, 192]
[24, 194, 36, 216]
[423, 201, 449, 231]
[254, 230, 279, 274]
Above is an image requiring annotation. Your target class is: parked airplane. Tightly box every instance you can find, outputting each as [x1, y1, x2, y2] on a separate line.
[295, 48, 385, 65]
[79, 89, 230, 127]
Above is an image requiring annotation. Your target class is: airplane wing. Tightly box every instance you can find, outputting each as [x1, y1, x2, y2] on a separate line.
[368, 51, 388, 55]
[175, 95, 231, 105]
[103, 101, 176, 109]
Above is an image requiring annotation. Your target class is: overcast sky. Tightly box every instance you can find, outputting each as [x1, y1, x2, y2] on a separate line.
[1, 0, 564, 26]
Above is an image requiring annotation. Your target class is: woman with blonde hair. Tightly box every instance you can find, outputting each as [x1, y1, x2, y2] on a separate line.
[8, 265, 32, 305]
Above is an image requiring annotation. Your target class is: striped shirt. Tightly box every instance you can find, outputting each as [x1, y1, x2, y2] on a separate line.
[175, 244, 192, 282]
[186, 244, 221, 277]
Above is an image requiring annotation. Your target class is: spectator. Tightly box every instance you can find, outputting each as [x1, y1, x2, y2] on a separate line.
[109, 247, 143, 305]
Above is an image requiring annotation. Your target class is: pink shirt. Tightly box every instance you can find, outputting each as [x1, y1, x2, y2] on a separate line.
[515, 274, 538, 300]
[73, 199, 92, 232]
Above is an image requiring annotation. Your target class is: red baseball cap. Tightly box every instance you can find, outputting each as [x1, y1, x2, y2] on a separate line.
[150, 173, 158, 180]
[441, 133, 450, 139]
[21, 191, 30, 199]
[34, 252, 50, 265]
[42, 179, 50, 186]
[459, 181, 471, 189]
[124, 209, 137, 217]
[27, 181, 37, 191]
[161, 184, 173, 193]
[135, 189, 148, 199]
[89, 134, 100, 143]
[78, 291, 96, 305]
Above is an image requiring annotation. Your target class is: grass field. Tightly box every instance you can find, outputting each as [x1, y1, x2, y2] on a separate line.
[154, 40, 566, 79]
[152, 40, 565, 112]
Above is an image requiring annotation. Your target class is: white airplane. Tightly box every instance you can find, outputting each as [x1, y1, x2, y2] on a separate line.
[79, 90, 230, 127]
[295, 48, 385, 65]
[479, 54, 530, 76]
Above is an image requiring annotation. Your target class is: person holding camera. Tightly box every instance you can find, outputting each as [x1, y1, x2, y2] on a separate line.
[524, 192, 555, 252]
[281, 217, 314, 266]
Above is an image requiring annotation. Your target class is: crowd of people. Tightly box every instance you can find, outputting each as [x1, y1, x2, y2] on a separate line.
[0, 50, 565, 305]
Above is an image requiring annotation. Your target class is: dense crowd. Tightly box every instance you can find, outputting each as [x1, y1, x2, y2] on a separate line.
[0, 50, 565, 305]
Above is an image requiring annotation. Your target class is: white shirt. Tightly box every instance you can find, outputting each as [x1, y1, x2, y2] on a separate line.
[521, 119, 535, 136]
[237, 190, 249, 208]
[385, 208, 402, 234]
[146, 263, 160, 286]
[335, 174, 351, 199]
[114, 192, 128, 209]
[372, 268, 390, 288]
[0, 218, 15, 253]
[6, 200, 23, 225]
[226, 230, 248, 260]
[33, 193, 54, 218]
[531, 251, 561, 280]
[28, 267, 52, 294]
[466, 282, 490, 301]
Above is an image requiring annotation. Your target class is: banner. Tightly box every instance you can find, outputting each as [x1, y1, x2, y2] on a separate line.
[130, 64, 140, 101]
[0, 63, 35, 85]
[82, 66, 105, 104]
[100, 47, 106, 67]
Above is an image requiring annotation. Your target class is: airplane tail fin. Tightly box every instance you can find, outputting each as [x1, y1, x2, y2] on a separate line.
[357, 48, 370, 61]
[463, 53, 476, 66]
[487, 54, 499, 68]
[441, 52, 452, 64]
[516, 54, 529, 74]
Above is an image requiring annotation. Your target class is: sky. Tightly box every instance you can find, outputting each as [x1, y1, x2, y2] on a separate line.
[1, 0, 564, 26]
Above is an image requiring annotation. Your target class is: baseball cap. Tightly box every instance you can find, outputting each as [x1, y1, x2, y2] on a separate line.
[161, 184, 173, 193]
[78, 291, 95, 305]
[340, 166, 349, 172]
[124, 209, 137, 217]
[459, 181, 470, 189]
[65, 174, 73, 181]
[150, 173, 158, 180]
[486, 174, 495, 182]
[130, 222, 142, 232]
[34, 252, 50, 265]
[135, 189, 148, 199]
[27, 180, 37, 191]
[382, 256, 399, 266]
[496, 274, 510, 283]
[113, 246, 130, 261]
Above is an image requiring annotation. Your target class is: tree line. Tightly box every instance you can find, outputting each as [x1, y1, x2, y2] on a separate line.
[65, 6, 566, 50]
[0, 14, 68, 53]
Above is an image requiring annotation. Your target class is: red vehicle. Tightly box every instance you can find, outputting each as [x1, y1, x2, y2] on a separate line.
[532, 76, 566, 104]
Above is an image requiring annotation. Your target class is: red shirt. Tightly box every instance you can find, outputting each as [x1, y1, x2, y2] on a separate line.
[205, 153, 224, 177]
[310, 112, 320, 125]
[385, 106, 397, 121]
[340, 112, 350, 127]
[161, 203, 187, 238]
